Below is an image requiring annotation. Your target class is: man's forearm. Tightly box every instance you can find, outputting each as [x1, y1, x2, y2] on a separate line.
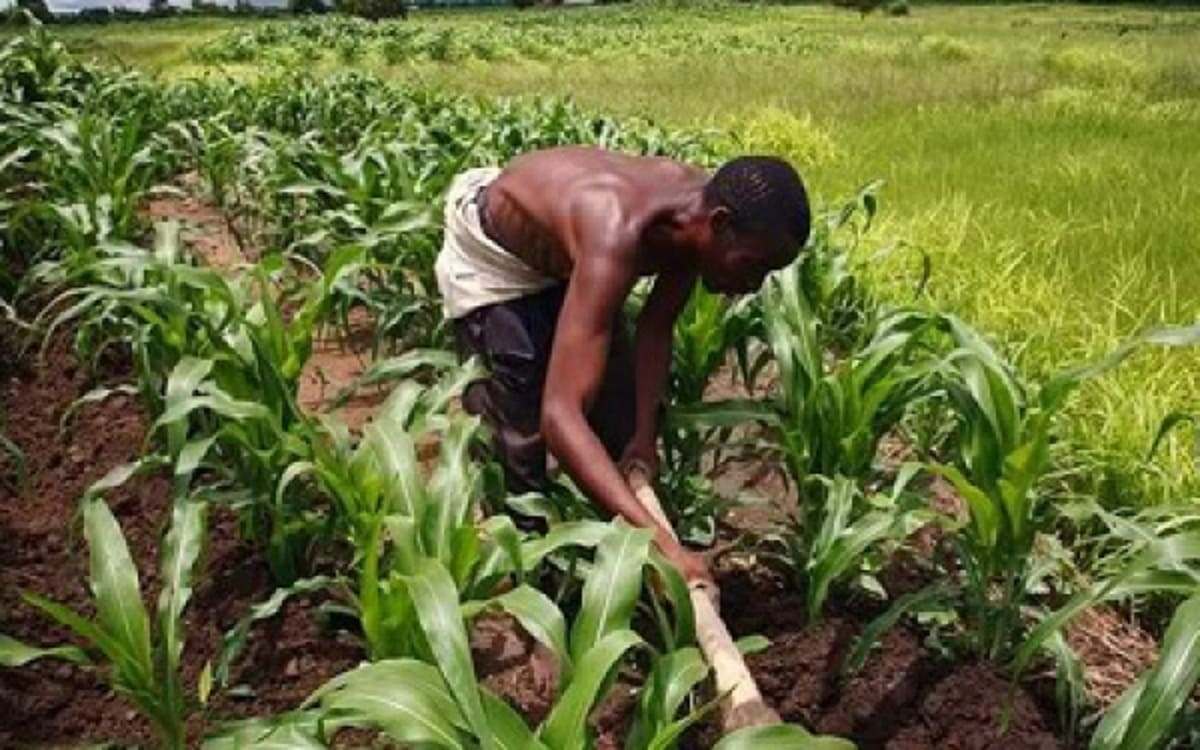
[632, 320, 673, 442]
[543, 400, 676, 540]
[631, 271, 695, 444]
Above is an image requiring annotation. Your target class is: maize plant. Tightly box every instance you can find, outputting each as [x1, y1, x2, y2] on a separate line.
[0, 22, 96, 108]
[39, 226, 363, 582]
[848, 320, 1200, 670]
[31, 114, 171, 257]
[292, 355, 674, 661]
[1086, 591, 1200, 750]
[674, 260, 944, 617]
[1, 496, 207, 750]
[165, 117, 277, 258]
[787, 182, 889, 354]
[645, 285, 764, 544]
[299, 355, 498, 659]
[993, 498, 1200, 742]
[208, 523, 753, 750]
[209, 523, 849, 749]
[271, 135, 449, 351]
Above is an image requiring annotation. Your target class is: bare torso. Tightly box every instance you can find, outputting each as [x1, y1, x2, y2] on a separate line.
[481, 146, 709, 279]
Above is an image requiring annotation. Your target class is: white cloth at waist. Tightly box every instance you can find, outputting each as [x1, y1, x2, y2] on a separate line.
[435, 167, 559, 320]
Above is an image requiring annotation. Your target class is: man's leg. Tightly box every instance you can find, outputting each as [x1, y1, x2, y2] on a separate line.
[453, 288, 564, 493]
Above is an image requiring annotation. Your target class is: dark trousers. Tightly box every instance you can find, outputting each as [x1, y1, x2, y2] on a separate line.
[453, 285, 635, 493]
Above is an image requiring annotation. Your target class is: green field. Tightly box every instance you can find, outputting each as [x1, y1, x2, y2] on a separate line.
[11, 6, 1200, 746]
[49, 2, 1200, 506]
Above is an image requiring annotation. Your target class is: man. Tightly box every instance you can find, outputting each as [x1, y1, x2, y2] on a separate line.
[435, 147, 810, 585]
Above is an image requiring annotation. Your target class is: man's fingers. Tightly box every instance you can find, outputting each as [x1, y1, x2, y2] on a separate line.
[620, 455, 654, 481]
[689, 575, 721, 607]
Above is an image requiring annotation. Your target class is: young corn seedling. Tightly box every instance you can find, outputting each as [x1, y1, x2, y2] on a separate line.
[209, 522, 846, 749]
[849, 319, 1200, 670]
[675, 258, 944, 619]
[8, 112, 174, 267]
[1, 496, 207, 750]
[165, 116, 275, 257]
[1008, 505, 1200, 744]
[1086, 590, 1200, 750]
[40, 226, 362, 582]
[288, 352, 506, 658]
[657, 286, 764, 545]
[271, 134, 449, 351]
[295, 353, 623, 659]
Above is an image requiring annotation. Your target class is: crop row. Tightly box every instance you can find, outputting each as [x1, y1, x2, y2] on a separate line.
[190, 13, 840, 66]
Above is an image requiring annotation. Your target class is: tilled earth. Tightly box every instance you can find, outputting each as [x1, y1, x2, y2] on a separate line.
[0, 326, 1062, 748]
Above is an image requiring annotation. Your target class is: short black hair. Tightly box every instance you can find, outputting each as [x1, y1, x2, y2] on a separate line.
[704, 156, 811, 247]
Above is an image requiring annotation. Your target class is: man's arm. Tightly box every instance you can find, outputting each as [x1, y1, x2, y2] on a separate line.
[541, 251, 711, 583]
[623, 268, 698, 474]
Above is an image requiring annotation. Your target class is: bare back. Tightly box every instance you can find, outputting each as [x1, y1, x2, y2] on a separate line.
[482, 146, 708, 279]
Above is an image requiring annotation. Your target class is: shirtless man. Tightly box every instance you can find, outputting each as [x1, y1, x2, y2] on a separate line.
[435, 147, 811, 585]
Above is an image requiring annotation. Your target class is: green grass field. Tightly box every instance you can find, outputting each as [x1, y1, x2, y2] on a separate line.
[46, 2, 1200, 506]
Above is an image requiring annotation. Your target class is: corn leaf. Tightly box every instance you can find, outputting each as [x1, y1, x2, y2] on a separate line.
[0, 634, 88, 667]
[482, 585, 571, 685]
[330, 348, 459, 408]
[807, 508, 896, 622]
[202, 712, 325, 750]
[540, 629, 643, 750]
[625, 646, 709, 750]
[424, 417, 479, 567]
[1092, 675, 1145, 750]
[669, 399, 782, 431]
[1097, 593, 1200, 750]
[844, 585, 951, 675]
[713, 724, 856, 750]
[481, 689, 548, 750]
[309, 659, 467, 747]
[153, 390, 272, 433]
[215, 575, 335, 688]
[363, 418, 424, 520]
[569, 523, 653, 665]
[473, 514, 524, 593]
[157, 498, 207, 717]
[522, 520, 612, 569]
[84, 496, 154, 686]
[646, 551, 697, 650]
[1015, 532, 1200, 678]
[403, 558, 496, 750]
[84, 456, 166, 500]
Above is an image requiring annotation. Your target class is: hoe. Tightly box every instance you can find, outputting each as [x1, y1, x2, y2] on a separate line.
[626, 465, 781, 732]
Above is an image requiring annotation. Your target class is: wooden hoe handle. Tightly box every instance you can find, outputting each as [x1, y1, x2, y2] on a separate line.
[626, 468, 781, 732]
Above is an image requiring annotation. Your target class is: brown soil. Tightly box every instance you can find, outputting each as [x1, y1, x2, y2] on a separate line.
[0, 328, 360, 748]
[297, 308, 386, 433]
[886, 664, 1059, 750]
[0, 332, 1066, 749]
[146, 188, 384, 432]
[703, 567, 1063, 750]
[1066, 605, 1157, 709]
[144, 185, 246, 271]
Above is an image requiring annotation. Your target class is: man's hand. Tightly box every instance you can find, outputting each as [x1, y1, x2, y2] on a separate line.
[658, 532, 715, 586]
[619, 434, 660, 481]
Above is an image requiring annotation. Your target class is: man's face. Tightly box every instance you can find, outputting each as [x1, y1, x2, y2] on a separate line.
[698, 226, 794, 296]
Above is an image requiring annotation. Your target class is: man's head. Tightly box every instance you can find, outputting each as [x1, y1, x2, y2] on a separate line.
[694, 156, 810, 295]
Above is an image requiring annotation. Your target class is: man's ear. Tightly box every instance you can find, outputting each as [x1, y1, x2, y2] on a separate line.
[709, 205, 732, 234]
